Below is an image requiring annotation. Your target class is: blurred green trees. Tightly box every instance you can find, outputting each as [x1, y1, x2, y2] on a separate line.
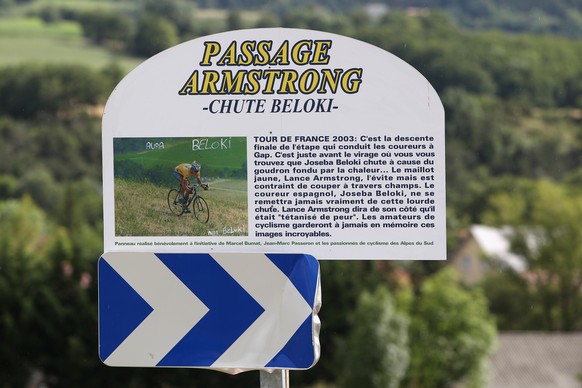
[79, 10, 132, 48]
[483, 180, 582, 331]
[336, 286, 409, 388]
[0, 1, 581, 387]
[405, 269, 496, 388]
[133, 13, 179, 57]
[0, 197, 100, 386]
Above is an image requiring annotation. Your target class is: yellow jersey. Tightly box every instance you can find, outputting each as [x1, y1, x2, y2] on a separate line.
[175, 163, 200, 180]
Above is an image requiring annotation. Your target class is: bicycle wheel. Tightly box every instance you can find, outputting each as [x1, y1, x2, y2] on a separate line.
[192, 196, 209, 223]
[167, 188, 185, 216]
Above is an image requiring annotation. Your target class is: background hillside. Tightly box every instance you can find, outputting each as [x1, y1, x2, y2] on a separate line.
[1, 0, 581, 387]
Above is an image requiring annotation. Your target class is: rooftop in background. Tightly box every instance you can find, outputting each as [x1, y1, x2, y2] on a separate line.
[450, 225, 528, 284]
[470, 225, 527, 272]
[489, 332, 582, 388]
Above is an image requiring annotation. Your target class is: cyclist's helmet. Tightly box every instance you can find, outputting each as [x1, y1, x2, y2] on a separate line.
[191, 161, 201, 172]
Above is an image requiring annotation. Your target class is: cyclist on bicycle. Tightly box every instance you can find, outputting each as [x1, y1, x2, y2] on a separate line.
[173, 161, 208, 212]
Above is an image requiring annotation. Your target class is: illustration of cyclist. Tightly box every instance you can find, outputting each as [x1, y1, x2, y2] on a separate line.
[173, 161, 208, 212]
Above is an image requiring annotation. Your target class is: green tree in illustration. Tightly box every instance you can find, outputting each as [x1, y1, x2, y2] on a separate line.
[404, 268, 496, 388]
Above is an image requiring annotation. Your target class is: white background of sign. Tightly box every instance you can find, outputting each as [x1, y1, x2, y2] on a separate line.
[102, 28, 445, 260]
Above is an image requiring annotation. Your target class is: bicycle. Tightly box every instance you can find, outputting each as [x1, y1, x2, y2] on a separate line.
[167, 183, 210, 223]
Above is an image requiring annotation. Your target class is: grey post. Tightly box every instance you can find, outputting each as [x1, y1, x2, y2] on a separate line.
[260, 369, 289, 388]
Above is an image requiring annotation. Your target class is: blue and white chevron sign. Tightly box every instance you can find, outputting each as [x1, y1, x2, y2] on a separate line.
[98, 252, 321, 372]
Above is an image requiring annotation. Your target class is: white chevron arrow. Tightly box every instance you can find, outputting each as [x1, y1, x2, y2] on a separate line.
[211, 252, 313, 369]
[102, 252, 209, 366]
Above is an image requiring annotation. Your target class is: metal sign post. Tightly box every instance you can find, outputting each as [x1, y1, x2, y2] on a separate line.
[260, 370, 289, 388]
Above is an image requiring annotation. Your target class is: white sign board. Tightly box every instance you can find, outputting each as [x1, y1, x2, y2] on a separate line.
[102, 28, 445, 260]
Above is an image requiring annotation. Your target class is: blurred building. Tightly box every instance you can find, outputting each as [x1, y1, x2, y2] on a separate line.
[450, 225, 527, 284]
[363, 3, 389, 19]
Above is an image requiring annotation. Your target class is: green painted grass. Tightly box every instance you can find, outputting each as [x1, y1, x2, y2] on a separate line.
[115, 178, 248, 237]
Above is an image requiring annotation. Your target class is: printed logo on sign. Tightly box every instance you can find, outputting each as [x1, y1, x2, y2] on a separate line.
[178, 40, 363, 96]
[177, 38, 364, 115]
